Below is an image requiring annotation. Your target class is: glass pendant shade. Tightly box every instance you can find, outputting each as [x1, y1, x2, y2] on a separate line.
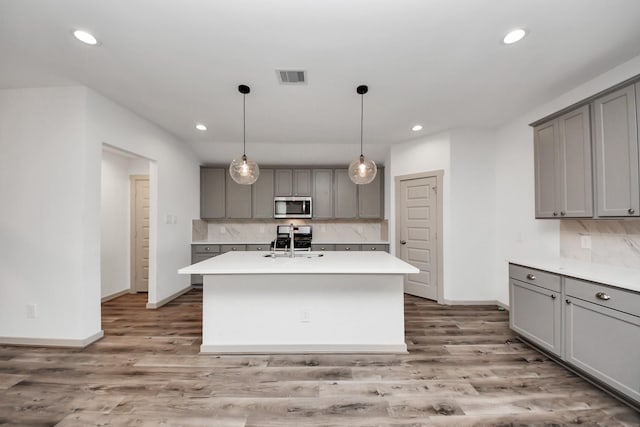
[230, 154, 259, 185]
[229, 84, 259, 185]
[348, 154, 377, 184]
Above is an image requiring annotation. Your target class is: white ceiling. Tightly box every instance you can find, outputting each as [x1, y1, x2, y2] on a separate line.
[2, 0, 640, 164]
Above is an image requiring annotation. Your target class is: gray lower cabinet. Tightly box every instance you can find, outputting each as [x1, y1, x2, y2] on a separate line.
[533, 105, 592, 218]
[220, 244, 246, 253]
[361, 244, 388, 252]
[246, 244, 269, 251]
[509, 263, 640, 405]
[509, 265, 562, 356]
[200, 168, 226, 219]
[335, 244, 361, 251]
[358, 167, 384, 219]
[191, 244, 220, 285]
[311, 244, 335, 252]
[252, 169, 274, 218]
[593, 84, 640, 217]
[312, 169, 333, 218]
[334, 169, 357, 218]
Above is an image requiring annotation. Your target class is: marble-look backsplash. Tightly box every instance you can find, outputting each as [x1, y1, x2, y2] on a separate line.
[193, 219, 387, 243]
[560, 220, 640, 268]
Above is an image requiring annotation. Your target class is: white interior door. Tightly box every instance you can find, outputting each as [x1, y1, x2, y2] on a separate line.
[398, 176, 438, 300]
[132, 176, 150, 293]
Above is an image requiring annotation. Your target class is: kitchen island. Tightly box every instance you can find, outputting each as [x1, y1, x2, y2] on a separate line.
[178, 251, 418, 354]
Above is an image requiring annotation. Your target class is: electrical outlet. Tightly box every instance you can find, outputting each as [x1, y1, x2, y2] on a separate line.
[580, 235, 592, 249]
[299, 309, 311, 323]
[26, 304, 37, 319]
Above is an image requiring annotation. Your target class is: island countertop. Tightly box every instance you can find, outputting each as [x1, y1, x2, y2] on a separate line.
[179, 251, 418, 275]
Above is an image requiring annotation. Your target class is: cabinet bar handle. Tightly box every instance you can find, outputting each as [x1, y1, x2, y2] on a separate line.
[551, 294, 556, 299]
[526, 273, 536, 280]
[628, 208, 635, 215]
[595, 292, 611, 301]
[566, 299, 571, 304]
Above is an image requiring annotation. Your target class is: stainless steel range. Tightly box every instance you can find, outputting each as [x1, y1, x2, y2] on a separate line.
[272, 224, 312, 251]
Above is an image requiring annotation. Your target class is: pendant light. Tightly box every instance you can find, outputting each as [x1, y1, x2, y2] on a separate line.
[229, 84, 260, 185]
[348, 85, 377, 184]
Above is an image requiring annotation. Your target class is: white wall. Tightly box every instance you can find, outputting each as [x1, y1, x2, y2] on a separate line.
[0, 85, 199, 344]
[0, 87, 100, 341]
[100, 149, 149, 298]
[86, 89, 200, 306]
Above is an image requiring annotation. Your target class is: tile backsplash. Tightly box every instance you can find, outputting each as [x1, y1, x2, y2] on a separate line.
[193, 219, 388, 243]
[560, 220, 640, 268]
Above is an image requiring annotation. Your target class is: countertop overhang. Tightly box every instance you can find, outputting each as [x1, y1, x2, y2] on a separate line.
[179, 251, 418, 275]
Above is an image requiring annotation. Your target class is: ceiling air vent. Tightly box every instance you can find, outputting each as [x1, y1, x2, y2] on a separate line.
[278, 70, 307, 84]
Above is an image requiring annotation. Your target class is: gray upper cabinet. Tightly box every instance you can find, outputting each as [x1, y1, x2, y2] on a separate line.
[226, 174, 252, 218]
[358, 168, 384, 218]
[534, 106, 592, 218]
[201, 168, 226, 219]
[252, 169, 274, 218]
[274, 169, 292, 196]
[293, 169, 312, 196]
[334, 169, 357, 218]
[312, 169, 333, 218]
[594, 84, 640, 217]
[274, 169, 312, 196]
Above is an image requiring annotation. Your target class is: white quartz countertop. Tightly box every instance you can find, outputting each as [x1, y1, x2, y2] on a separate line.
[191, 241, 390, 245]
[508, 256, 640, 293]
[180, 251, 418, 275]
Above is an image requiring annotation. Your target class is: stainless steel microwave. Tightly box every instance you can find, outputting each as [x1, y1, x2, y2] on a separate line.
[274, 197, 313, 218]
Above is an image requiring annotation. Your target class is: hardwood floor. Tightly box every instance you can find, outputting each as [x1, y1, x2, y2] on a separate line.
[0, 289, 638, 426]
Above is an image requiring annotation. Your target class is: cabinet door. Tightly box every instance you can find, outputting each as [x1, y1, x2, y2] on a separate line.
[312, 169, 333, 218]
[594, 85, 640, 217]
[358, 167, 384, 218]
[334, 169, 357, 218]
[509, 279, 562, 356]
[533, 120, 559, 218]
[252, 169, 274, 218]
[565, 297, 640, 402]
[274, 169, 293, 196]
[226, 177, 252, 218]
[557, 106, 593, 217]
[200, 168, 226, 219]
[293, 169, 312, 196]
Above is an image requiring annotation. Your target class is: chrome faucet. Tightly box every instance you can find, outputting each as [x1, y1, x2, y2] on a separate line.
[289, 223, 296, 257]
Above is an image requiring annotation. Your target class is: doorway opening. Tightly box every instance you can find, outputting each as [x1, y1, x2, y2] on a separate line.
[395, 170, 444, 302]
[100, 145, 152, 302]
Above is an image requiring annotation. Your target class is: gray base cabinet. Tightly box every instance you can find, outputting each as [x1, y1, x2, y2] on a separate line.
[509, 263, 640, 406]
[509, 266, 562, 356]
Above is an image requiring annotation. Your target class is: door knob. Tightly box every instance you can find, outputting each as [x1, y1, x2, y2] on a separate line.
[400, 240, 407, 245]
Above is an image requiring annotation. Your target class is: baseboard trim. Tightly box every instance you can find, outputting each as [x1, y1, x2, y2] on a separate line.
[101, 289, 131, 303]
[146, 286, 192, 309]
[442, 298, 509, 309]
[0, 330, 104, 348]
[200, 343, 408, 354]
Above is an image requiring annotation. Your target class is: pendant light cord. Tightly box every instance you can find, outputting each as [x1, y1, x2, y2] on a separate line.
[360, 93, 364, 156]
[243, 93, 246, 156]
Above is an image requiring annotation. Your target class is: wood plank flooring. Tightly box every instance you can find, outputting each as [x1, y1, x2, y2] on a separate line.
[0, 290, 638, 426]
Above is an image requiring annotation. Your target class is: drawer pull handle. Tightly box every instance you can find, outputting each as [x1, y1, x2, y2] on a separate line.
[550, 294, 556, 299]
[595, 292, 611, 301]
[371, 247, 377, 251]
[566, 299, 571, 305]
[526, 274, 536, 280]
[345, 247, 351, 251]
[205, 247, 211, 251]
[320, 247, 326, 251]
[257, 247, 263, 251]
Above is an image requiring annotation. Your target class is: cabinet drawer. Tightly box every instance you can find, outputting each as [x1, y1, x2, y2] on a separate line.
[311, 244, 335, 251]
[565, 278, 640, 317]
[193, 244, 220, 254]
[192, 253, 217, 263]
[246, 244, 269, 251]
[509, 264, 561, 292]
[362, 244, 388, 252]
[335, 244, 361, 251]
[220, 244, 246, 253]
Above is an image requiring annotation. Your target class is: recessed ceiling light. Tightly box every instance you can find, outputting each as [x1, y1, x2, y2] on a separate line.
[411, 125, 423, 132]
[195, 124, 207, 131]
[73, 30, 98, 45]
[503, 28, 527, 45]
